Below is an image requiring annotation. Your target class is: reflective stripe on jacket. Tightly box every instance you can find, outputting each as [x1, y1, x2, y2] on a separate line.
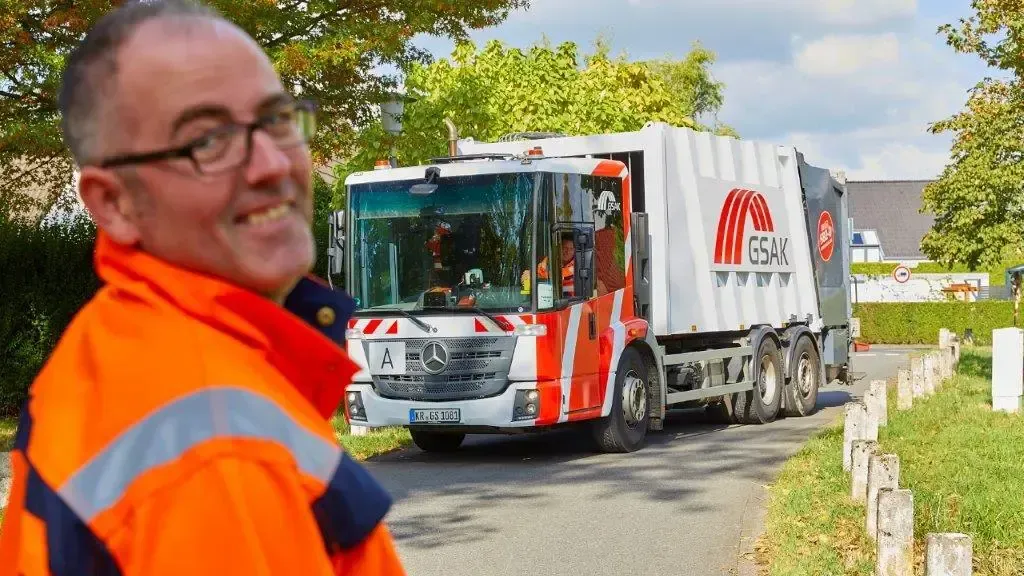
[0, 232, 406, 575]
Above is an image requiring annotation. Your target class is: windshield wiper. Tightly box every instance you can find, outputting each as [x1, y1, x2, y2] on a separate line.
[367, 307, 434, 333]
[449, 306, 509, 331]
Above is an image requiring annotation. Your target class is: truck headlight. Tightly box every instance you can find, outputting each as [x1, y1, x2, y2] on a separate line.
[513, 389, 540, 421]
[347, 390, 367, 422]
[514, 324, 547, 337]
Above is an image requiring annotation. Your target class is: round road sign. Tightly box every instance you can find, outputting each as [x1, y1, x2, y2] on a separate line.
[893, 265, 911, 283]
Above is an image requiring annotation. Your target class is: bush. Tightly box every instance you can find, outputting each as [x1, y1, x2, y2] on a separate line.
[0, 213, 101, 414]
[853, 301, 1013, 346]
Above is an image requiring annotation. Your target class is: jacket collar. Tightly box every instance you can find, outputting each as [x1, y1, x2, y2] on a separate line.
[92, 232, 359, 419]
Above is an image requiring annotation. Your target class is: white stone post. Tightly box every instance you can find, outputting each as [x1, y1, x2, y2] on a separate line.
[926, 533, 972, 576]
[869, 379, 888, 426]
[897, 368, 913, 411]
[863, 393, 880, 442]
[939, 328, 951, 349]
[877, 488, 914, 576]
[912, 357, 926, 398]
[0, 452, 10, 509]
[851, 439, 878, 504]
[992, 327, 1023, 414]
[924, 354, 937, 395]
[350, 425, 370, 436]
[843, 401, 867, 472]
[868, 453, 900, 540]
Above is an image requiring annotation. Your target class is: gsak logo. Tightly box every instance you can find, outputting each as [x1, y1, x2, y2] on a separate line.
[713, 188, 790, 268]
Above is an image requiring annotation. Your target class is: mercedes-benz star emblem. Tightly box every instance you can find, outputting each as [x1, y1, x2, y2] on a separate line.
[421, 341, 449, 374]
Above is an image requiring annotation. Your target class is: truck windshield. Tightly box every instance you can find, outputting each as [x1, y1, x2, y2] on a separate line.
[349, 171, 536, 313]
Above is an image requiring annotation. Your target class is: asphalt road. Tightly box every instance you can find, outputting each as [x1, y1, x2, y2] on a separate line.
[365, 348, 915, 576]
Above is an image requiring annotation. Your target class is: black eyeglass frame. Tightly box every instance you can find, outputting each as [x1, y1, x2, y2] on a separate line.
[97, 98, 319, 175]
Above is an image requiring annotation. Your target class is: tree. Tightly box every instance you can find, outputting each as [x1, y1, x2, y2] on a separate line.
[0, 0, 529, 220]
[921, 1, 1024, 268]
[332, 38, 733, 203]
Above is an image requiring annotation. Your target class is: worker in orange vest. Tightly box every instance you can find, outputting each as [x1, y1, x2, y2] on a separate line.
[0, 2, 406, 574]
[521, 236, 576, 298]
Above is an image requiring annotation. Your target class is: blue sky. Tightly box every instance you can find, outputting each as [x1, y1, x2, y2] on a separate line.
[412, 0, 1002, 181]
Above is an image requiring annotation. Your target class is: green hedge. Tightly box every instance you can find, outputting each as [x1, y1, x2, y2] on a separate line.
[853, 301, 1013, 346]
[851, 260, 1024, 286]
[0, 213, 101, 415]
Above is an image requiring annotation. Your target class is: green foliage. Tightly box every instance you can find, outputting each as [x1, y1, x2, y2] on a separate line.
[852, 301, 1012, 345]
[0, 0, 528, 218]
[923, 3, 1024, 269]
[330, 38, 731, 202]
[0, 212, 101, 414]
[850, 259, 1024, 285]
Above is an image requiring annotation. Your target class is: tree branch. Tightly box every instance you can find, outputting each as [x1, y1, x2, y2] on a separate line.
[0, 155, 55, 190]
[264, 10, 337, 49]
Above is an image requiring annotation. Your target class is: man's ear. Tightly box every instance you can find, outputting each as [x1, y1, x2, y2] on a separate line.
[78, 166, 142, 246]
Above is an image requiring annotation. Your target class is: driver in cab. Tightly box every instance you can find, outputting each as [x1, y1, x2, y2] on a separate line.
[521, 236, 575, 299]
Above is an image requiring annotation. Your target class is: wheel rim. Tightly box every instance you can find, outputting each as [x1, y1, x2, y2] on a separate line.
[797, 352, 815, 397]
[621, 370, 647, 428]
[759, 354, 778, 405]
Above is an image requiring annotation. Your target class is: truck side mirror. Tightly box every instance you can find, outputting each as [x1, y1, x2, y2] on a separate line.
[328, 210, 345, 276]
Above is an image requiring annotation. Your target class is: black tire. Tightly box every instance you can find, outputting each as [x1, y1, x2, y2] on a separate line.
[591, 346, 650, 453]
[783, 335, 820, 417]
[409, 430, 465, 452]
[733, 336, 783, 424]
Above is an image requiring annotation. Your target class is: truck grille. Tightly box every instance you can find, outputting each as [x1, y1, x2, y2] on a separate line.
[366, 336, 516, 401]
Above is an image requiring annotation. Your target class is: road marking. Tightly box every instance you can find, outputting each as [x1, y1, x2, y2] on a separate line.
[856, 353, 877, 357]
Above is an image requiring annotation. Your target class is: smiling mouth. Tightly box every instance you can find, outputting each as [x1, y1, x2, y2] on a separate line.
[240, 201, 294, 226]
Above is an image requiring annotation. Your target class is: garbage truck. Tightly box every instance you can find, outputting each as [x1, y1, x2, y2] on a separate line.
[328, 121, 852, 453]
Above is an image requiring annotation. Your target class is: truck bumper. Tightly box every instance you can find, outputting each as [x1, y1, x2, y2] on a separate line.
[346, 381, 544, 431]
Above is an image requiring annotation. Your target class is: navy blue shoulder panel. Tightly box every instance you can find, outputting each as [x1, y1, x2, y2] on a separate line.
[312, 452, 393, 553]
[13, 397, 31, 452]
[15, 398, 123, 576]
[284, 276, 356, 346]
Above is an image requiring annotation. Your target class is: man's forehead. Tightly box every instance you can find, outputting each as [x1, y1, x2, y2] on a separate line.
[114, 16, 280, 130]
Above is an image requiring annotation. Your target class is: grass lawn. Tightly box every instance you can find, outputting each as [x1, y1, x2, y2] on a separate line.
[331, 414, 412, 461]
[0, 417, 15, 452]
[756, 347, 1024, 576]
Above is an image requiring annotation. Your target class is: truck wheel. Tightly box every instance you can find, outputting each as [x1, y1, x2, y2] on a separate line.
[409, 430, 465, 452]
[783, 335, 820, 417]
[734, 336, 783, 424]
[591, 346, 650, 453]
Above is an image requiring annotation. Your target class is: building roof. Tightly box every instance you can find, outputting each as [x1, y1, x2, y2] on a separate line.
[846, 180, 935, 259]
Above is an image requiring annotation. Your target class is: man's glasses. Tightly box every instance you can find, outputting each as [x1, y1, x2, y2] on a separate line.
[99, 99, 318, 175]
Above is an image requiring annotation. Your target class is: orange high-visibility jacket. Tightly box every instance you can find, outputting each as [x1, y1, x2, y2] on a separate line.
[0, 232, 406, 575]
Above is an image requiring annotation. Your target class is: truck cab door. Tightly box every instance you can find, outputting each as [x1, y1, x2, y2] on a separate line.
[561, 226, 602, 417]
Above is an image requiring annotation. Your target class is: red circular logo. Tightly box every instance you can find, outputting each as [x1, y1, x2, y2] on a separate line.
[818, 211, 835, 262]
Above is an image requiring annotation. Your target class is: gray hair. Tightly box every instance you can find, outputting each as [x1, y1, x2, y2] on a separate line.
[58, 0, 223, 166]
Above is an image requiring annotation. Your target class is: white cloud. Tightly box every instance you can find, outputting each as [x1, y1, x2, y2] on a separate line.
[794, 33, 901, 77]
[812, 0, 917, 26]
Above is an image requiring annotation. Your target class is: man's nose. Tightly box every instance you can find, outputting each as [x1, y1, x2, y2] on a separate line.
[245, 130, 291, 186]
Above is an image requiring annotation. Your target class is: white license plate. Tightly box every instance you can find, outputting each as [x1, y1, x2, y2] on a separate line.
[368, 341, 406, 375]
[409, 408, 461, 424]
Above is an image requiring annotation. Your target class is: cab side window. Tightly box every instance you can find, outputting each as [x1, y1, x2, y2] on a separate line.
[587, 175, 625, 296]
